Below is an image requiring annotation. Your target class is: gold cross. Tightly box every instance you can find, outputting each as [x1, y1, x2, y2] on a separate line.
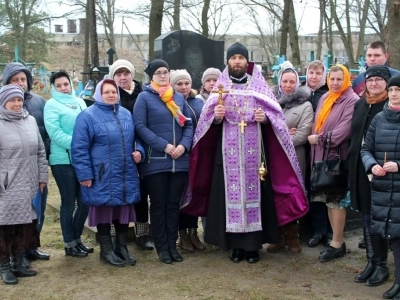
[212, 84, 229, 105]
[238, 119, 247, 134]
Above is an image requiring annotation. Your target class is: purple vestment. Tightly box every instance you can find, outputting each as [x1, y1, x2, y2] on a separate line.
[182, 62, 308, 231]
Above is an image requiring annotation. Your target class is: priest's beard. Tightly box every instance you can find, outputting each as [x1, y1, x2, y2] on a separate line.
[228, 64, 247, 79]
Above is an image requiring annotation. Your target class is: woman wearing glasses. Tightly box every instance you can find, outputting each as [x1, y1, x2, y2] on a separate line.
[133, 59, 193, 264]
[349, 65, 392, 286]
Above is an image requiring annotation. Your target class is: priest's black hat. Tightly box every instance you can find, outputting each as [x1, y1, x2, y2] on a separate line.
[226, 42, 249, 62]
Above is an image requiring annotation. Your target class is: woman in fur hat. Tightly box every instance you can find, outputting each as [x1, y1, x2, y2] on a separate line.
[267, 63, 314, 254]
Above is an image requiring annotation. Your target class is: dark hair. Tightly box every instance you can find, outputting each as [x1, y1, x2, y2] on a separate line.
[50, 70, 70, 85]
[368, 41, 387, 54]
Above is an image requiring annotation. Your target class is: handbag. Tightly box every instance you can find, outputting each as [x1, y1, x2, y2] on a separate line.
[310, 131, 348, 193]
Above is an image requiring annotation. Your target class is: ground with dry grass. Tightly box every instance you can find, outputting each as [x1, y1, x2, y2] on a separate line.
[2, 178, 394, 300]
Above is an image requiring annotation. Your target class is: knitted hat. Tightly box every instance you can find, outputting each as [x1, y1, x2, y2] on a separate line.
[170, 69, 192, 87]
[145, 59, 170, 79]
[201, 68, 221, 85]
[0, 84, 24, 107]
[388, 74, 400, 89]
[226, 42, 249, 62]
[365, 65, 391, 83]
[109, 59, 135, 79]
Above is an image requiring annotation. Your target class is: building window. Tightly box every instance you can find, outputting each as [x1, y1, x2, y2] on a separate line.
[54, 25, 63, 33]
[67, 20, 77, 33]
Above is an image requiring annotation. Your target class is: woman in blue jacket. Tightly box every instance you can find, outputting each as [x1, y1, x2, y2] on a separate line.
[133, 59, 193, 264]
[72, 79, 144, 267]
[44, 71, 91, 258]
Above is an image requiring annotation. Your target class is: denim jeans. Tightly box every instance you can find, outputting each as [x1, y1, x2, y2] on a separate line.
[51, 164, 89, 247]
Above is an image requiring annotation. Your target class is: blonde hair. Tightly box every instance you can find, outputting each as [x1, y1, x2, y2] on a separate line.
[308, 60, 324, 70]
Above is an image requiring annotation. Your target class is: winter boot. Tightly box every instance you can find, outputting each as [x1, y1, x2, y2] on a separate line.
[179, 229, 194, 252]
[366, 234, 389, 286]
[267, 225, 286, 253]
[0, 258, 17, 285]
[355, 226, 375, 283]
[189, 228, 206, 251]
[135, 222, 154, 251]
[114, 231, 136, 266]
[98, 234, 126, 267]
[286, 222, 302, 253]
[11, 255, 37, 277]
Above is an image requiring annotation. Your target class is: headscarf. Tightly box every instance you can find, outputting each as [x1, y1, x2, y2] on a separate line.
[314, 64, 352, 133]
[93, 79, 120, 104]
[305, 62, 327, 92]
[278, 63, 300, 95]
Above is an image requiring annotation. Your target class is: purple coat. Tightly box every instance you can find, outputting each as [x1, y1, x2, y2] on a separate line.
[311, 87, 359, 164]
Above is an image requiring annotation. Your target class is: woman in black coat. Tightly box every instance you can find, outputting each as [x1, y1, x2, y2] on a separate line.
[361, 74, 400, 300]
[348, 65, 392, 286]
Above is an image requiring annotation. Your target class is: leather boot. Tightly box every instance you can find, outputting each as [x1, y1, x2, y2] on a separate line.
[355, 226, 375, 283]
[286, 222, 302, 253]
[366, 234, 389, 286]
[189, 228, 205, 251]
[114, 231, 136, 266]
[179, 229, 194, 252]
[98, 235, 126, 267]
[267, 225, 286, 253]
[11, 255, 37, 277]
[0, 258, 17, 285]
[135, 222, 155, 251]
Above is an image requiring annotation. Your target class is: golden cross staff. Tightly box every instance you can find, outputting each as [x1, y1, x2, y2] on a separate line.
[212, 84, 229, 105]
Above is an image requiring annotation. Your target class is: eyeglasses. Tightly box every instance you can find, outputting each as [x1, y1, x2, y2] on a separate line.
[154, 71, 170, 77]
[366, 77, 385, 84]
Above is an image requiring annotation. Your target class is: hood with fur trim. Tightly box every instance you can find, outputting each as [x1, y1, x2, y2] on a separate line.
[271, 85, 312, 109]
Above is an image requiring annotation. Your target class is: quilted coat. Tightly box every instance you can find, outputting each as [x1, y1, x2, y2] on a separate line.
[361, 104, 400, 239]
[72, 80, 144, 207]
[0, 110, 48, 225]
[133, 84, 193, 177]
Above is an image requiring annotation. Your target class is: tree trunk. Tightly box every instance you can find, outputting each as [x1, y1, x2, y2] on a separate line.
[201, 0, 211, 38]
[88, 0, 99, 66]
[172, 0, 181, 30]
[279, 0, 290, 57]
[387, 0, 400, 69]
[356, 0, 370, 59]
[83, 0, 90, 84]
[316, 0, 325, 60]
[288, 0, 301, 65]
[148, 0, 164, 61]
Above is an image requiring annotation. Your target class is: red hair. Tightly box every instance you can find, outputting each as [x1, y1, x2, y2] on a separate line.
[101, 79, 118, 93]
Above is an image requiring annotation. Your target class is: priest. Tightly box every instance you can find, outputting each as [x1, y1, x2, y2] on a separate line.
[181, 42, 308, 263]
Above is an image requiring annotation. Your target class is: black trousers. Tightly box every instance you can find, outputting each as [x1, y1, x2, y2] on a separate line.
[392, 239, 400, 284]
[179, 212, 198, 230]
[144, 172, 188, 252]
[134, 179, 149, 223]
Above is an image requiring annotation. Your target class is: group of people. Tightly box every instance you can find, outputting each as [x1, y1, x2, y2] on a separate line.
[1, 40, 400, 300]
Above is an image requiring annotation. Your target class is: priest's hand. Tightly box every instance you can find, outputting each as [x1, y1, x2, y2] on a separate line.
[372, 164, 386, 176]
[214, 105, 225, 120]
[171, 145, 185, 159]
[132, 151, 142, 163]
[383, 161, 398, 173]
[80, 180, 92, 187]
[254, 108, 266, 123]
[164, 143, 176, 155]
[308, 134, 318, 145]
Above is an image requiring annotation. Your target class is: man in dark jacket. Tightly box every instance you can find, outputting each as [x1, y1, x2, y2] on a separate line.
[3, 62, 51, 261]
[109, 59, 154, 251]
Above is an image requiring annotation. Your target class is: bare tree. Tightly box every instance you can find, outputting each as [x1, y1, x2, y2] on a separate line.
[148, 0, 164, 61]
[288, 0, 301, 65]
[386, 0, 400, 68]
[354, 0, 371, 58]
[280, 0, 290, 57]
[97, 0, 118, 59]
[366, 0, 387, 42]
[201, 0, 211, 38]
[87, 0, 99, 66]
[172, 0, 181, 30]
[316, 0, 327, 60]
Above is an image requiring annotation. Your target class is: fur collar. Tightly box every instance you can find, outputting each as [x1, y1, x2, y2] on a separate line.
[271, 85, 311, 109]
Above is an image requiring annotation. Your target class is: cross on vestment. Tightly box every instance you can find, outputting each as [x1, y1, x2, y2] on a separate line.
[238, 120, 247, 134]
[212, 84, 229, 105]
[248, 183, 255, 191]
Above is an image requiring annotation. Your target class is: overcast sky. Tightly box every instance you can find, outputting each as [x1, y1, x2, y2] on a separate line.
[42, 0, 323, 36]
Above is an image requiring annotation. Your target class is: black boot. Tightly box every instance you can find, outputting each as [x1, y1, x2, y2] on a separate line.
[0, 258, 17, 285]
[11, 255, 37, 277]
[383, 283, 400, 299]
[366, 234, 389, 286]
[114, 231, 136, 266]
[98, 235, 126, 267]
[355, 226, 375, 283]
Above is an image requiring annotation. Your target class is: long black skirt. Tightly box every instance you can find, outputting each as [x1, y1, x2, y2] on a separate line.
[204, 128, 279, 251]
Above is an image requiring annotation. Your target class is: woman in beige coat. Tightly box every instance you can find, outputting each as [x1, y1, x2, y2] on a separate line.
[267, 63, 313, 253]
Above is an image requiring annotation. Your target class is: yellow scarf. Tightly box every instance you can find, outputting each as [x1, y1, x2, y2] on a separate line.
[150, 81, 190, 126]
[314, 65, 352, 133]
